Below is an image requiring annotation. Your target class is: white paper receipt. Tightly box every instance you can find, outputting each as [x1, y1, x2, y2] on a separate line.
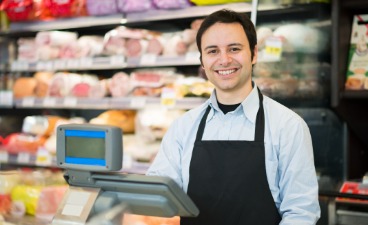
[61, 191, 91, 217]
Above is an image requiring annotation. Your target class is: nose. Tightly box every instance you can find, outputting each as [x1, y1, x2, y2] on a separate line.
[218, 52, 232, 66]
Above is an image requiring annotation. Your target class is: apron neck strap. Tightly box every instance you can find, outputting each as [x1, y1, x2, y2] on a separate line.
[196, 87, 265, 141]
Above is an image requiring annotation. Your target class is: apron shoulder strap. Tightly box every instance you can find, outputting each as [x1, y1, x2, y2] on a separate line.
[195, 106, 212, 141]
[254, 88, 265, 142]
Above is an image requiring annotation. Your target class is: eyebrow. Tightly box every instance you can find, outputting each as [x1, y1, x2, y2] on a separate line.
[204, 43, 243, 51]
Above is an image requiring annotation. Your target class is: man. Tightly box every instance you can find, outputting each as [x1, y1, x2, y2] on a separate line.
[147, 9, 320, 225]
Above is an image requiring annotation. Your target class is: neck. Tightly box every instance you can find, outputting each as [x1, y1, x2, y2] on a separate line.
[216, 84, 253, 105]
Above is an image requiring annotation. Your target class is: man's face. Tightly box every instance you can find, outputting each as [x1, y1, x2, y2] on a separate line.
[200, 22, 257, 101]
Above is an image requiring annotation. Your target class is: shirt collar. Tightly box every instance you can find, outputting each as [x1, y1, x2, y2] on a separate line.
[208, 83, 260, 124]
[241, 84, 260, 124]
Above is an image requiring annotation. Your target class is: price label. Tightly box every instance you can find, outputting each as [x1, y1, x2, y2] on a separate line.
[161, 87, 176, 107]
[36, 149, 52, 166]
[110, 55, 125, 66]
[185, 51, 200, 63]
[20, 61, 30, 71]
[54, 60, 67, 70]
[67, 59, 80, 69]
[0, 90, 13, 106]
[45, 61, 54, 71]
[140, 54, 157, 65]
[264, 37, 283, 61]
[43, 97, 56, 107]
[36, 62, 46, 70]
[17, 152, 30, 164]
[80, 57, 93, 68]
[11, 61, 20, 71]
[0, 151, 9, 162]
[22, 97, 35, 107]
[63, 97, 77, 107]
[130, 97, 146, 108]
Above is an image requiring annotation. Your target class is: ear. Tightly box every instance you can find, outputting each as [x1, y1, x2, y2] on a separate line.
[252, 45, 258, 65]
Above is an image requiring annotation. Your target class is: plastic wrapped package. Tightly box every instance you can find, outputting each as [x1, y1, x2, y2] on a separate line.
[108, 72, 132, 97]
[10, 170, 67, 218]
[86, 0, 118, 16]
[22, 115, 66, 137]
[13, 77, 37, 98]
[3, 133, 47, 154]
[89, 110, 136, 134]
[43, 0, 87, 18]
[0, 171, 20, 214]
[190, 0, 249, 6]
[0, 0, 34, 22]
[117, 0, 155, 13]
[273, 23, 328, 53]
[135, 106, 185, 143]
[153, 0, 192, 9]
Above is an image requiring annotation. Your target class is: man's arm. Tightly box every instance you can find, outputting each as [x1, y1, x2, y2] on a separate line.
[278, 115, 321, 225]
[146, 119, 184, 189]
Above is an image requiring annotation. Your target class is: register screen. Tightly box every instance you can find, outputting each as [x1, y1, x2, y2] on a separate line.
[65, 130, 106, 166]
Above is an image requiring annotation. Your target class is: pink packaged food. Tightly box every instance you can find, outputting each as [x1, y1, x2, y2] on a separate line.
[117, 0, 155, 13]
[152, 0, 192, 9]
[86, 0, 118, 16]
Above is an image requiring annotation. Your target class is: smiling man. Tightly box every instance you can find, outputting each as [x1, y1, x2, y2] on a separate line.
[147, 9, 320, 225]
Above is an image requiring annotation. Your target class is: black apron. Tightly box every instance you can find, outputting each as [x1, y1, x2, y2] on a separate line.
[181, 89, 281, 225]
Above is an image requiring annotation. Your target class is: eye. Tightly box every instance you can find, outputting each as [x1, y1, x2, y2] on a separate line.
[230, 47, 241, 52]
[206, 49, 218, 54]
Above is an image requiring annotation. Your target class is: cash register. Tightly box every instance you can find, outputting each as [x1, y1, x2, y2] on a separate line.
[52, 124, 199, 225]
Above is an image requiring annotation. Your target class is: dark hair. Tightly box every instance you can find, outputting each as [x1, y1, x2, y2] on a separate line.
[196, 9, 257, 60]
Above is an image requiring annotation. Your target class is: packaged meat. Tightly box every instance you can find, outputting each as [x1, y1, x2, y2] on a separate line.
[34, 72, 53, 97]
[163, 33, 188, 56]
[4, 133, 47, 154]
[0, 171, 20, 195]
[273, 23, 328, 53]
[17, 38, 38, 62]
[35, 185, 67, 221]
[103, 27, 149, 56]
[90, 110, 136, 134]
[11, 185, 42, 216]
[0, 0, 34, 22]
[13, 77, 37, 98]
[43, 0, 87, 18]
[76, 35, 104, 58]
[117, 0, 155, 13]
[135, 107, 185, 142]
[108, 72, 131, 97]
[22, 115, 64, 137]
[48, 72, 82, 97]
[86, 0, 118, 16]
[190, 0, 247, 6]
[125, 38, 148, 57]
[130, 69, 179, 89]
[153, 0, 192, 9]
[35, 31, 78, 47]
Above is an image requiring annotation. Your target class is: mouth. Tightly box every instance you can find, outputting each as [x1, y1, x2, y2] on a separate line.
[215, 68, 238, 76]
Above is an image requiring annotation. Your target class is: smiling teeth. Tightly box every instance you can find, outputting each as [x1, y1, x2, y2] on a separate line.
[218, 69, 236, 75]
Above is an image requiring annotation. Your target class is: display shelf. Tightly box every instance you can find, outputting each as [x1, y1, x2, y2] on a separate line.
[0, 3, 283, 36]
[0, 150, 149, 175]
[10, 51, 283, 72]
[14, 96, 207, 110]
[0, 150, 56, 168]
[124, 3, 280, 23]
[341, 90, 368, 99]
[10, 54, 201, 72]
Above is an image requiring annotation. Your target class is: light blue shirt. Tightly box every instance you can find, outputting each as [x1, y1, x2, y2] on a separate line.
[147, 84, 321, 225]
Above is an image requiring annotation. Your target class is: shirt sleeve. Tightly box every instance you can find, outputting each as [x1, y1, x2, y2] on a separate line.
[278, 115, 321, 225]
[146, 119, 184, 189]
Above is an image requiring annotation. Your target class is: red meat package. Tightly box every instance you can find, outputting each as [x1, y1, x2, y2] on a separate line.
[43, 0, 87, 18]
[0, 0, 34, 21]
